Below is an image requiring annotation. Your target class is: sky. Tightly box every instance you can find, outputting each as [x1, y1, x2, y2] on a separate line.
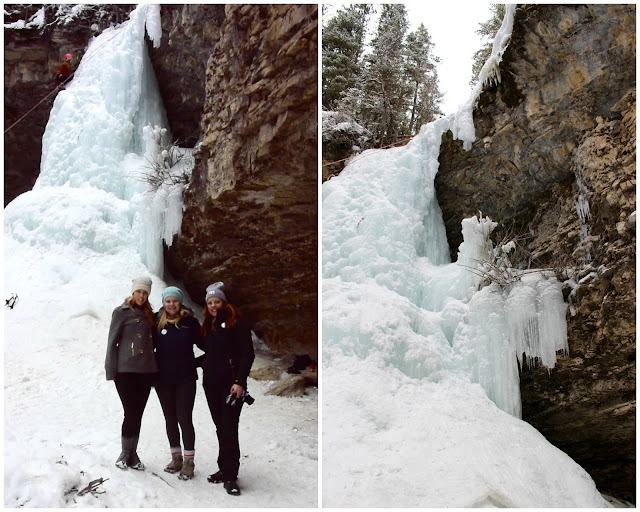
[323, 2, 494, 115]
[405, 2, 492, 114]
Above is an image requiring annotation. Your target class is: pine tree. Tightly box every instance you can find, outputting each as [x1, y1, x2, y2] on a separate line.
[404, 23, 443, 134]
[470, 4, 506, 86]
[322, 4, 371, 110]
[358, 4, 410, 147]
[326, 4, 444, 148]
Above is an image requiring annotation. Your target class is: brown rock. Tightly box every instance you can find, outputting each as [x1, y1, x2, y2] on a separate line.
[162, 5, 318, 357]
[250, 365, 284, 382]
[265, 371, 318, 398]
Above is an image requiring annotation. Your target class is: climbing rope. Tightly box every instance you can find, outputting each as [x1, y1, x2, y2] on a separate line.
[322, 136, 414, 169]
[4, 24, 126, 135]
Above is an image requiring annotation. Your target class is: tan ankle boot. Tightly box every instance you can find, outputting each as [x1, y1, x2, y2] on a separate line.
[164, 453, 183, 474]
[178, 458, 194, 480]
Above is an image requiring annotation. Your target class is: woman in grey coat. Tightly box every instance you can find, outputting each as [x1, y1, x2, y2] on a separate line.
[105, 275, 158, 470]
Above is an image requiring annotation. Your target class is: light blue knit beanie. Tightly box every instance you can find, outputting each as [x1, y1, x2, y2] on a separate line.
[162, 286, 184, 303]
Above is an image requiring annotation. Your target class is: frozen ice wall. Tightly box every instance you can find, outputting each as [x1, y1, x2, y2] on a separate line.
[323, 5, 603, 507]
[4, 4, 189, 308]
[37, 4, 165, 195]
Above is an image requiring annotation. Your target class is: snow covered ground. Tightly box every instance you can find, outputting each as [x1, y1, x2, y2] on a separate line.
[4, 304, 317, 507]
[4, 5, 316, 507]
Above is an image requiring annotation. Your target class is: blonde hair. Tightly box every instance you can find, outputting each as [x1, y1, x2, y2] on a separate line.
[125, 296, 154, 327]
[157, 306, 190, 331]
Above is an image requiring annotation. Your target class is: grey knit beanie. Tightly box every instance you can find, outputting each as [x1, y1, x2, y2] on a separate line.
[205, 282, 227, 302]
[131, 275, 152, 294]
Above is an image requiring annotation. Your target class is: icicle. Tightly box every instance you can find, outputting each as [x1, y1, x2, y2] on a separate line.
[451, 4, 517, 151]
[573, 164, 593, 264]
[143, 4, 162, 48]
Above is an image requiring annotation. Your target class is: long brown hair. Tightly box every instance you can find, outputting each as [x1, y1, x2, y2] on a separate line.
[125, 296, 154, 327]
[201, 301, 239, 337]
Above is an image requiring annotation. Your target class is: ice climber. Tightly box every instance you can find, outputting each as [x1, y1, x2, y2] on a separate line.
[105, 275, 158, 471]
[199, 282, 255, 496]
[55, 53, 74, 86]
[154, 286, 203, 480]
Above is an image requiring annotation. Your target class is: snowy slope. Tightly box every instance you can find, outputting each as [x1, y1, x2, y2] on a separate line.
[4, 4, 317, 507]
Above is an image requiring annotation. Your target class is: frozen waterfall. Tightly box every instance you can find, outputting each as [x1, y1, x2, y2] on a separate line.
[5, 4, 192, 286]
[322, 5, 606, 507]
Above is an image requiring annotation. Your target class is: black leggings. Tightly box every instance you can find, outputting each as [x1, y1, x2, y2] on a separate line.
[155, 379, 197, 451]
[203, 382, 244, 481]
[114, 373, 153, 438]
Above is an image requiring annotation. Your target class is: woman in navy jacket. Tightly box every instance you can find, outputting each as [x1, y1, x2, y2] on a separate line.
[199, 282, 255, 496]
[154, 286, 203, 480]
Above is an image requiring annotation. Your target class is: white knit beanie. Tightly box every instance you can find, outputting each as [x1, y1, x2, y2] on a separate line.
[205, 282, 227, 302]
[131, 275, 152, 294]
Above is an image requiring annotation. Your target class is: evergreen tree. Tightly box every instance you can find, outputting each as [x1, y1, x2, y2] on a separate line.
[358, 4, 410, 147]
[404, 23, 443, 134]
[326, 4, 444, 148]
[322, 4, 371, 110]
[412, 72, 444, 131]
[470, 4, 506, 86]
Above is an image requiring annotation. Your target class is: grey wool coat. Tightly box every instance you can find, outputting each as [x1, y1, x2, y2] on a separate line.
[105, 302, 158, 380]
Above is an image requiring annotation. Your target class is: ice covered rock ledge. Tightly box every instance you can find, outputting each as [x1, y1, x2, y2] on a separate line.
[435, 4, 636, 503]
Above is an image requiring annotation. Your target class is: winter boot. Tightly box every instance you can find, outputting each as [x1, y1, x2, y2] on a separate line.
[115, 436, 134, 469]
[178, 450, 195, 480]
[128, 436, 145, 471]
[207, 470, 224, 484]
[224, 479, 241, 496]
[164, 447, 183, 474]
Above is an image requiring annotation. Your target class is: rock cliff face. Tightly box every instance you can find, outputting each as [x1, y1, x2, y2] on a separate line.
[154, 5, 318, 356]
[147, 4, 226, 148]
[436, 5, 635, 502]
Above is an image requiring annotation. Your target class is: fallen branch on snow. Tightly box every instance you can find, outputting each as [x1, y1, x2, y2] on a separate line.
[76, 477, 108, 496]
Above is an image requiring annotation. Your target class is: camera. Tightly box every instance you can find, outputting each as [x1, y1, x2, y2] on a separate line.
[226, 391, 255, 407]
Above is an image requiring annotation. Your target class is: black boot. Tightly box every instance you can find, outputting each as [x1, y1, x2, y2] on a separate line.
[128, 436, 145, 470]
[115, 436, 134, 469]
[207, 470, 224, 483]
[224, 480, 241, 495]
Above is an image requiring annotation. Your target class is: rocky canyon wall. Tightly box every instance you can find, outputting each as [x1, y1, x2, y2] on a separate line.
[436, 5, 635, 502]
[154, 5, 318, 356]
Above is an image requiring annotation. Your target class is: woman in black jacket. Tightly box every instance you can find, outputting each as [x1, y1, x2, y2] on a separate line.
[199, 282, 255, 495]
[105, 275, 158, 471]
[154, 286, 203, 480]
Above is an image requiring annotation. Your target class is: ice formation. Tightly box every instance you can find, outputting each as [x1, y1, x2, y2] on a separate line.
[451, 4, 517, 150]
[5, 4, 191, 279]
[323, 4, 604, 507]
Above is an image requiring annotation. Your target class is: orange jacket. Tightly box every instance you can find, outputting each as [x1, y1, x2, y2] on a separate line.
[57, 60, 71, 77]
